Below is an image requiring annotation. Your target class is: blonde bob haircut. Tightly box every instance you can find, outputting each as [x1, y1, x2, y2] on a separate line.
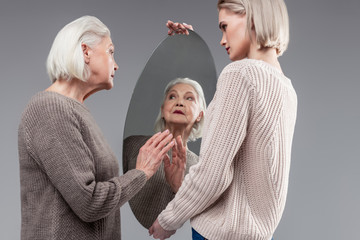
[46, 16, 110, 83]
[217, 0, 289, 56]
[154, 78, 207, 142]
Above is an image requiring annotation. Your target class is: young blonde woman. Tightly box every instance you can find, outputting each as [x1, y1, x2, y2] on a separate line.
[149, 0, 297, 239]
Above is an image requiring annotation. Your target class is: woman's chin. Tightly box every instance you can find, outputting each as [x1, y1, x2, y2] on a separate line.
[103, 81, 113, 90]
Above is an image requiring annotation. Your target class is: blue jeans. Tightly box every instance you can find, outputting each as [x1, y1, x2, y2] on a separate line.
[192, 228, 274, 240]
[192, 228, 207, 240]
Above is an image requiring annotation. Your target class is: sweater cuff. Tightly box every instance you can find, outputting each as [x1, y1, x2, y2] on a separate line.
[117, 169, 147, 206]
[157, 210, 178, 231]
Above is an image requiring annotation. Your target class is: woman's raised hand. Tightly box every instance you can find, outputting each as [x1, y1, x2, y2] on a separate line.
[166, 20, 193, 36]
[164, 135, 187, 193]
[136, 130, 175, 179]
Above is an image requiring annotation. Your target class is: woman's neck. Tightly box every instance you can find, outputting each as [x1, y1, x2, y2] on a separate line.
[165, 124, 190, 147]
[247, 44, 283, 73]
[45, 78, 92, 103]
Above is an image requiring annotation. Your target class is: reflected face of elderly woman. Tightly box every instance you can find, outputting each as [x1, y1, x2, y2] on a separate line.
[84, 36, 119, 91]
[161, 83, 203, 129]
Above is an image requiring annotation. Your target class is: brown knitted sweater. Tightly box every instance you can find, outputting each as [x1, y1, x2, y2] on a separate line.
[18, 91, 147, 240]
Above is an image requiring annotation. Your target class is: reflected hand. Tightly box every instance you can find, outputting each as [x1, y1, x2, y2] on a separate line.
[166, 20, 194, 36]
[164, 135, 187, 193]
[149, 218, 176, 240]
[136, 130, 175, 179]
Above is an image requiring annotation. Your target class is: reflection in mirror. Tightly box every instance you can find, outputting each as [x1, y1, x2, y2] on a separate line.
[123, 31, 217, 229]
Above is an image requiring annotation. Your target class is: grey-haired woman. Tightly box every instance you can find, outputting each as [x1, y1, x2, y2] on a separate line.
[18, 15, 174, 240]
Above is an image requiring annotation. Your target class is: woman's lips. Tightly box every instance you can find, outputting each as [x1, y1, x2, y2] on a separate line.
[226, 47, 230, 54]
[173, 110, 184, 115]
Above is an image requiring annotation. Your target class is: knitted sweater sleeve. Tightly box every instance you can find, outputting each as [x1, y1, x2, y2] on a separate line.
[25, 97, 147, 223]
[158, 63, 254, 230]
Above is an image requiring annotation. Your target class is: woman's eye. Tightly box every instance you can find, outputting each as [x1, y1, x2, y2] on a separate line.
[169, 95, 175, 100]
[221, 24, 227, 31]
[186, 97, 193, 101]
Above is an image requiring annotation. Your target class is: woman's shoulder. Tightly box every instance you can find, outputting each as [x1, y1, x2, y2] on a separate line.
[222, 59, 245, 71]
[221, 59, 271, 75]
[22, 92, 61, 117]
[25, 91, 78, 113]
[20, 91, 85, 128]
[220, 59, 289, 87]
[217, 60, 259, 89]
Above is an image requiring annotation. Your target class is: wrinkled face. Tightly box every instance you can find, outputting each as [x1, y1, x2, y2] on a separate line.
[219, 8, 252, 61]
[86, 36, 118, 90]
[162, 83, 203, 129]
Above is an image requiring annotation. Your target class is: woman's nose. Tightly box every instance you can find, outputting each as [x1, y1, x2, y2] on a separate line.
[175, 99, 184, 107]
[220, 33, 226, 46]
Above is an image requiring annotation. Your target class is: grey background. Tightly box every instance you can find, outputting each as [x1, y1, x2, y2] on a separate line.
[0, 0, 359, 239]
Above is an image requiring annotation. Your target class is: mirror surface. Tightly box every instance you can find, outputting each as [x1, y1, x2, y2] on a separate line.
[123, 31, 217, 228]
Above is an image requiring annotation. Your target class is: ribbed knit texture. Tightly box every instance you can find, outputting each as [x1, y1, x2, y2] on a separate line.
[18, 91, 147, 240]
[158, 59, 297, 240]
[123, 135, 198, 228]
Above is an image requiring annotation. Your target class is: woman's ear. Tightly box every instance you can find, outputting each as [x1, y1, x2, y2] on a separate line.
[82, 43, 91, 64]
[196, 111, 204, 122]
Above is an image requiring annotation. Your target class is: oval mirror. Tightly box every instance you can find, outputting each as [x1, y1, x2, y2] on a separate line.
[123, 30, 217, 229]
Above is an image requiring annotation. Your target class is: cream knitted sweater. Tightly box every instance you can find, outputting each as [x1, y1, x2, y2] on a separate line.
[158, 59, 297, 240]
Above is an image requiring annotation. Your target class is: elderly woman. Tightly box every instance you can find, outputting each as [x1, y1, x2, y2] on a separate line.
[17, 16, 174, 240]
[150, 0, 297, 240]
[123, 77, 206, 228]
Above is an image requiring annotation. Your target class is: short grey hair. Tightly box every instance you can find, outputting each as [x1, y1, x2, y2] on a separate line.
[154, 78, 207, 142]
[217, 0, 289, 56]
[46, 15, 111, 83]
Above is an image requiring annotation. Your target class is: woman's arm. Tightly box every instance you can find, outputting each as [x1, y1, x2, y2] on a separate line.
[26, 98, 173, 223]
[151, 63, 255, 233]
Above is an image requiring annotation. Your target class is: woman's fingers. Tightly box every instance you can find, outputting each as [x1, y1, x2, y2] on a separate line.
[171, 137, 180, 164]
[166, 20, 193, 35]
[167, 20, 177, 35]
[170, 136, 186, 169]
[158, 139, 175, 159]
[175, 23, 188, 35]
[149, 225, 153, 235]
[175, 136, 186, 157]
[163, 154, 171, 168]
[136, 130, 175, 179]
[183, 23, 194, 31]
[175, 136, 182, 150]
[147, 130, 171, 149]
[153, 133, 173, 154]
[143, 131, 162, 147]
